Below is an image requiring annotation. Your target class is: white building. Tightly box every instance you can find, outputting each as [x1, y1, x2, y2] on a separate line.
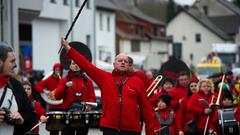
[0, 0, 95, 74]
[95, 0, 117, 64]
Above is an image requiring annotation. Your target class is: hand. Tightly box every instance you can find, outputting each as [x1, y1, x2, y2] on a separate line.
[66, 81, 73, 87]
[178, 131, 184, 135]
[0, 111, 6, 123]
[85, 105, 92, 111]
[10, 111, 24, 124]
[47, 91, 56, 100]
[40, 115, 48, 123]
[61, 37, 71, 51]
[204, 108, 212, 115]
[179, 98, 183, 104]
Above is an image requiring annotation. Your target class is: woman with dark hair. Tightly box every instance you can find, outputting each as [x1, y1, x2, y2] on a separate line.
[176, 79, 199, 135]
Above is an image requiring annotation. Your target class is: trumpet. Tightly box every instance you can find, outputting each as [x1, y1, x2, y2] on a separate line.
[146, 75, 163, 97]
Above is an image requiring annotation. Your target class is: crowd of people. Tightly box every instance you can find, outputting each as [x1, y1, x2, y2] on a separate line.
[2, 38, 240, 135]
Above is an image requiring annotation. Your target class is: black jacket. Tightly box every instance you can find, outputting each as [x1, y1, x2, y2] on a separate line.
[9, 78, 37, 135]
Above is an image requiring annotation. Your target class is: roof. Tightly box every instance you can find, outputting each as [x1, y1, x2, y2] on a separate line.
[209, 15, 240, 35]
[95, 0, 118, 11]
[217, 0, 240, 16]
[184, 8, 232, 41]
[111, 0, 165, 25]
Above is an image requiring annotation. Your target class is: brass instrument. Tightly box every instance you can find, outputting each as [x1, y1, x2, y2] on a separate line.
[40, 71, 63, 105]
[215, 73, 226, 106]
[147, 75, 163, 97]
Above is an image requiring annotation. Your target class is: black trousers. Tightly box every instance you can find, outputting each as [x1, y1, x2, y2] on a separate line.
[50, 131, 59, 135]
[101, 127, 141, 135]
[62, 126, 89, 135]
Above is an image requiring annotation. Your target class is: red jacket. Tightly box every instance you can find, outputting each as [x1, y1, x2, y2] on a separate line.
[30, 97, 46, 133]
[175, 97, 197, 133]
[169, 85, 187, 110]
[187, 91, 215, 132]
[155, 109, 176, 135]
[235, 103, 240, 121]
[55, 71, 96, 110]
[35, 75, 62, 110]
[67, 48, 161, 135]
[133, 70, 151, 91]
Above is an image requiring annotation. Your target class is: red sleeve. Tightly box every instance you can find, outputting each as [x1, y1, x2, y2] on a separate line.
[35, 78, 49, 93]
[67, 48, 106, 87]
[55, 78, 67, 100]
[169, 89, 179, 110]
[175, 98, 187, 132]
[235, 104, 240, 121]
[138, 81, 161, 135]
[209, 111, 219, 132]
[34, 101, 46, 117]
[187, 94, 205, 116]
[86, 79, 96, 102]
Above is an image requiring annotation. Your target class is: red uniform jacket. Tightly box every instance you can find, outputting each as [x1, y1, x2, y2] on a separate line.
[133, 70, 151, 91]
[187, 91, 215, 132]
[155, 109, 176, 135]
[54, 71, 96, 110]
[175, 97, 197, 133]
[169, 85, 187, 111]
[235, 103, 240, 121]
[35, 75, 62, 110]
[67, 48, 161, 135]
[30, 97, 46, 133]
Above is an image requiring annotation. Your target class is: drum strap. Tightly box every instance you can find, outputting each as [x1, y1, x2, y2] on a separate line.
[0, 86, 8, 107]
[155, 111, 174, 125]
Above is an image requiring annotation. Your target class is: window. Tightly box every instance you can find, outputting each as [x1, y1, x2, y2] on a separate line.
[131, 40, 140, 52]
[153, 27, 158, 36]
[63, 0, 69, 5]
[75, 0, 80, 7]
[195, 33, 201, 43]
[50, 0, 56, 3]
[107, 16, 110, 32]
[99, 13, 103, 30]
[86, 35, 91, 47]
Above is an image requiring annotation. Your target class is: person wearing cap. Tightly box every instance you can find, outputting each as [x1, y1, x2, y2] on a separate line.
[52, 60, 96, 135]
[154, 94, 176, 135]
[149, 77, 174, 107]
[61, 38, 161, 135]
[0, 42, 37, 135]
[34, 63, 63, 135]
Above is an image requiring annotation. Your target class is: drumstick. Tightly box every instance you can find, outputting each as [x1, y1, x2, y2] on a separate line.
[58, 0, 88, 54]
[29, 116, 49, 131]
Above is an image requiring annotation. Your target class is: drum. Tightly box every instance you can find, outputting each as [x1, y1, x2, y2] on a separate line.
[218, 108, 240, 135]
[46, 111, 67, 131]
[69, 110, 102, 128]
[88, 110, 102, 127]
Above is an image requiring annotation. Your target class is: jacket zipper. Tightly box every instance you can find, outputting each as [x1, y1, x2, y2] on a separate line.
[118, 91, 123, 131]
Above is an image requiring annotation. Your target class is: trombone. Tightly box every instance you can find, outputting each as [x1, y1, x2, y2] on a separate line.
[146, 75, 163, 97]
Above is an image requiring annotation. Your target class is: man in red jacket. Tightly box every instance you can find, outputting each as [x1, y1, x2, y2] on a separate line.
[61, 38, 161, 135]
[169, 71, 190, 111]
[53, 60, 96, 135]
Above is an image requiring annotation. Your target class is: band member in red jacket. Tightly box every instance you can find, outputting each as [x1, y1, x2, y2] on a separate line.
[155, 94, 176, 135]
[175, 79, 199, 135]
[187, 79, 216, 134]
[61, 38, 161, 135]
[149, 78, 174, 107]
[34, 63, 63, 135]
[53, 60, 96, 135]
[34, 63, 63, 111]
[169, 72, 190, 111]
[22, 81, 48, 134]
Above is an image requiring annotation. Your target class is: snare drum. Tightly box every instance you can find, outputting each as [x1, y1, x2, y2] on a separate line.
[46, 111, 67, 131]
[218, 108, 240, 135]
[88, 110, 102, 127]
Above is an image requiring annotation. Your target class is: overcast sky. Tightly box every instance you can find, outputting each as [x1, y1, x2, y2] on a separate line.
[174, 0, 196, 5]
